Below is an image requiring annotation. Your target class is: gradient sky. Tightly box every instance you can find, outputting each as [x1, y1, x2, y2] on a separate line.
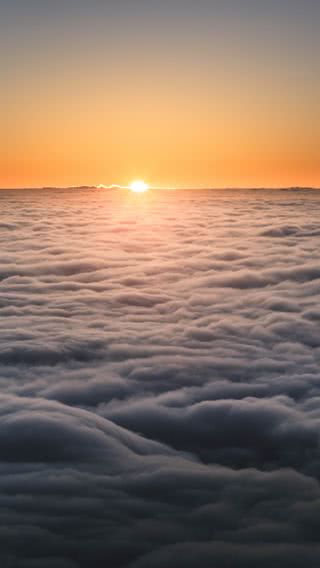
[2, 0, 320, 188]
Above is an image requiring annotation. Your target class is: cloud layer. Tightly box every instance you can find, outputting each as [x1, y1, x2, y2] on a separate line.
[1, 187, 320, 566]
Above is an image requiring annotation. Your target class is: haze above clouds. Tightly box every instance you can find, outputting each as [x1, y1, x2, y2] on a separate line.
[1, 188, 320, 566]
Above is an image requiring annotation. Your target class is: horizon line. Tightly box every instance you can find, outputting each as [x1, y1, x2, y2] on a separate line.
[0, 185, 319, 192]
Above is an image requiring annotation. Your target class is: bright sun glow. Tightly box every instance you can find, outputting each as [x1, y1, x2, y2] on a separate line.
[129, 180, 149, 193]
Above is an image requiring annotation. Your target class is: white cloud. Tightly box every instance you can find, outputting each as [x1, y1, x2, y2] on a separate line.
[1, 188, 320, 566]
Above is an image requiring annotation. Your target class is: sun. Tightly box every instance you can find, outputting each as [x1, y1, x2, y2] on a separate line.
[129, 180, 149, 193]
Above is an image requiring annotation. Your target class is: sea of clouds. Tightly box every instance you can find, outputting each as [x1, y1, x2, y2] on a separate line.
[1, 187, 320, 567]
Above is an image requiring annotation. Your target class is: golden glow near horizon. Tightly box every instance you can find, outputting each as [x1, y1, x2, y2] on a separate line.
[129, 181, 149, 193]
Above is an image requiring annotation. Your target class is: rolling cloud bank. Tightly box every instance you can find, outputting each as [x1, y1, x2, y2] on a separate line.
[1, 188, 320, 566]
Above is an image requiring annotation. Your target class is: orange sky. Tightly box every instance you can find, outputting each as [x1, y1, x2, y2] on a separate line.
[2, 1, 320, 188]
